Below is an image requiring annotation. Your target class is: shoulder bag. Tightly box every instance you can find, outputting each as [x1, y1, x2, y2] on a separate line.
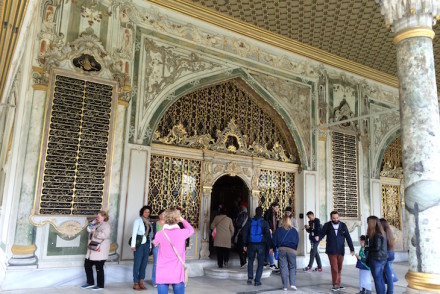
[163, 231, 188, 286]
[88, 240, 101, 251]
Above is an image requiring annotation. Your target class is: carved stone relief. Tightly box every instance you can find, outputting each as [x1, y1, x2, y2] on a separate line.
[135, 36, 222, 143]
[250, 72, 311, 163]
[330, 99, 358, 132]
[371, 103, 400, 156]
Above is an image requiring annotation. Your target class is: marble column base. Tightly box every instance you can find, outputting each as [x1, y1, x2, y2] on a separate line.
[405, 270, 440, 293]
[8, 255, 38, 266]
[199, 240, 210, 259]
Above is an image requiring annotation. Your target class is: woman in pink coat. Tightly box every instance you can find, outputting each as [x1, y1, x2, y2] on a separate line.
[153, 208, 194, 294]
[81, 210, 112, 290]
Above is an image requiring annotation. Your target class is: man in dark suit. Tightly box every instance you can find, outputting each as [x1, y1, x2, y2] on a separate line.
[317, 211, 355, 292]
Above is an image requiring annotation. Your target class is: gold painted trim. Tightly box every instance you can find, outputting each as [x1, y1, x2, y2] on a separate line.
[11, 244, 36, 255]
[406, 270, 440, 291]
[393, 27, 435, 45]
[32, 66, 45, 74]
[32, 84, 48, 91]
[146, 0, 398, 88]
[118, 99, 129, 106]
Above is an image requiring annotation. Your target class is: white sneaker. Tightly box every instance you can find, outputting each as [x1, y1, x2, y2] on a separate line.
[291, 285, 297, 290]
[283, 288, 287, 291]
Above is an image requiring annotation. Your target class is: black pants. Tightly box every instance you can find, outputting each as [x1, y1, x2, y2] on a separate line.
[307, 241, 322, 269]
[236, 236, 247, 266]
[85, 258, 106, 288]
[216, 246, 230, 268]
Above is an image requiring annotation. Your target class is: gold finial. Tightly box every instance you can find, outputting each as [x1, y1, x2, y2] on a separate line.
[410, 8, 416, 15]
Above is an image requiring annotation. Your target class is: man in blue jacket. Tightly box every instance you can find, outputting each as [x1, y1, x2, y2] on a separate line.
[316, 211, 355, 291]
[243, 206, 272, 286]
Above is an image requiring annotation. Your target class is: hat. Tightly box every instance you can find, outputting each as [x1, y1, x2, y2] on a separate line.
[360, 235, 366, 241]
[284, 206, 292, 212]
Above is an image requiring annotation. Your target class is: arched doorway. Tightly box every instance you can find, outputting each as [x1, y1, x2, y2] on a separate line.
[211, 175, 249, 223]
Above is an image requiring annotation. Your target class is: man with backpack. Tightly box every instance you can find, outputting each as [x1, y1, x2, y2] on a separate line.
[242, 206, 272, 286]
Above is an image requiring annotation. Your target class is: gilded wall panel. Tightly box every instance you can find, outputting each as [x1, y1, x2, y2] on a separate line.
[258, 169, 295, 218]
[148, 154, 202, 228]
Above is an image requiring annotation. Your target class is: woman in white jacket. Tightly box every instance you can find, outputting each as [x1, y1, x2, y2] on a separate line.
[131, 205, 153, 290]
[82, 210, 112, 290]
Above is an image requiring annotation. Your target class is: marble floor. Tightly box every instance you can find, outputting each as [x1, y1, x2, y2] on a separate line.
[3, 262, 408, 294]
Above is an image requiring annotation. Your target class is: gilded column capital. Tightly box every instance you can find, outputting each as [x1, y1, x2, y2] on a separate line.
[376, 0, 440, 32]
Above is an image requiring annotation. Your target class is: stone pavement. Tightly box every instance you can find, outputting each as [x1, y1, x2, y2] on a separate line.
[3, 262, 408, 294]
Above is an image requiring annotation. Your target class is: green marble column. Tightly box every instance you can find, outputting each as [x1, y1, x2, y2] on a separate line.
[377, 1, 440, 292]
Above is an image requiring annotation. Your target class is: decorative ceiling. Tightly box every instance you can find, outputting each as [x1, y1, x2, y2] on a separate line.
[185, 0, 440, 92]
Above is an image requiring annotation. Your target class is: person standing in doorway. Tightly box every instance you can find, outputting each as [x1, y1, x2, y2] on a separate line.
[304, 211, 322, 272]
[242, 206, 272, 286]
[210, 208, 234, 268]
[317, 211, 355, 292]
[264, 202, 280, 270]
[233, 206, 250, 268]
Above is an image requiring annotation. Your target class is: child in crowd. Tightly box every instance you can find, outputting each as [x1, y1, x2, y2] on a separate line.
[355, 235, 372, 294]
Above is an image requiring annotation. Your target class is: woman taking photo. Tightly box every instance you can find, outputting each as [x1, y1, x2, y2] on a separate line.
[152, 209, 165, 288]
[82, 210, 111, 290]
[153, 208, 194, 294]
[131, 205, 153, 290]
[366, 216, 388, 294]
[380, 218, 396, 294]
[273, 215, 299, 291]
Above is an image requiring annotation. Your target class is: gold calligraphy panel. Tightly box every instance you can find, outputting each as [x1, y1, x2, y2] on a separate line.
[148, 155, 201, 228]
[36, 72, 116, 216]
[381, 184, 401, 230]
[258, 169, 295, 219]
[332, 132, 358, 218]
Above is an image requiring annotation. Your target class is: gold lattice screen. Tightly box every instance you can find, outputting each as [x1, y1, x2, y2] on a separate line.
[381, 184, 401, 230]
[258, 169, 295, 219]
[382, 136, 402, 170]
[332, 131, 358, 218]
[155, 79, 298, 162]
[148, 155, 202, 228]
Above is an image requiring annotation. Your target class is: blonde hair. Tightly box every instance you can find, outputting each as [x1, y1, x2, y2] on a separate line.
[164, 208, 180, 225]
[98, 210, 109, 222]
[281, 215, 292, 230]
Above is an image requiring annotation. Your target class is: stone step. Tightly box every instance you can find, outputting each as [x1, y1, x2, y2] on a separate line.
[204, 265, 273, 280]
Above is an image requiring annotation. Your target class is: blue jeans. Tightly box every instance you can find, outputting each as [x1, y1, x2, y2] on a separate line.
[152, 245, 159, 286]
[370, 259, 387, 294]
[278, 250, 296, 288]
[157, 282, 185, 294]
[247, 243, 265, 283]
[265, 239, 274, 264]
[384, 250, 395, 294]
[133, 241, 150, 282]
